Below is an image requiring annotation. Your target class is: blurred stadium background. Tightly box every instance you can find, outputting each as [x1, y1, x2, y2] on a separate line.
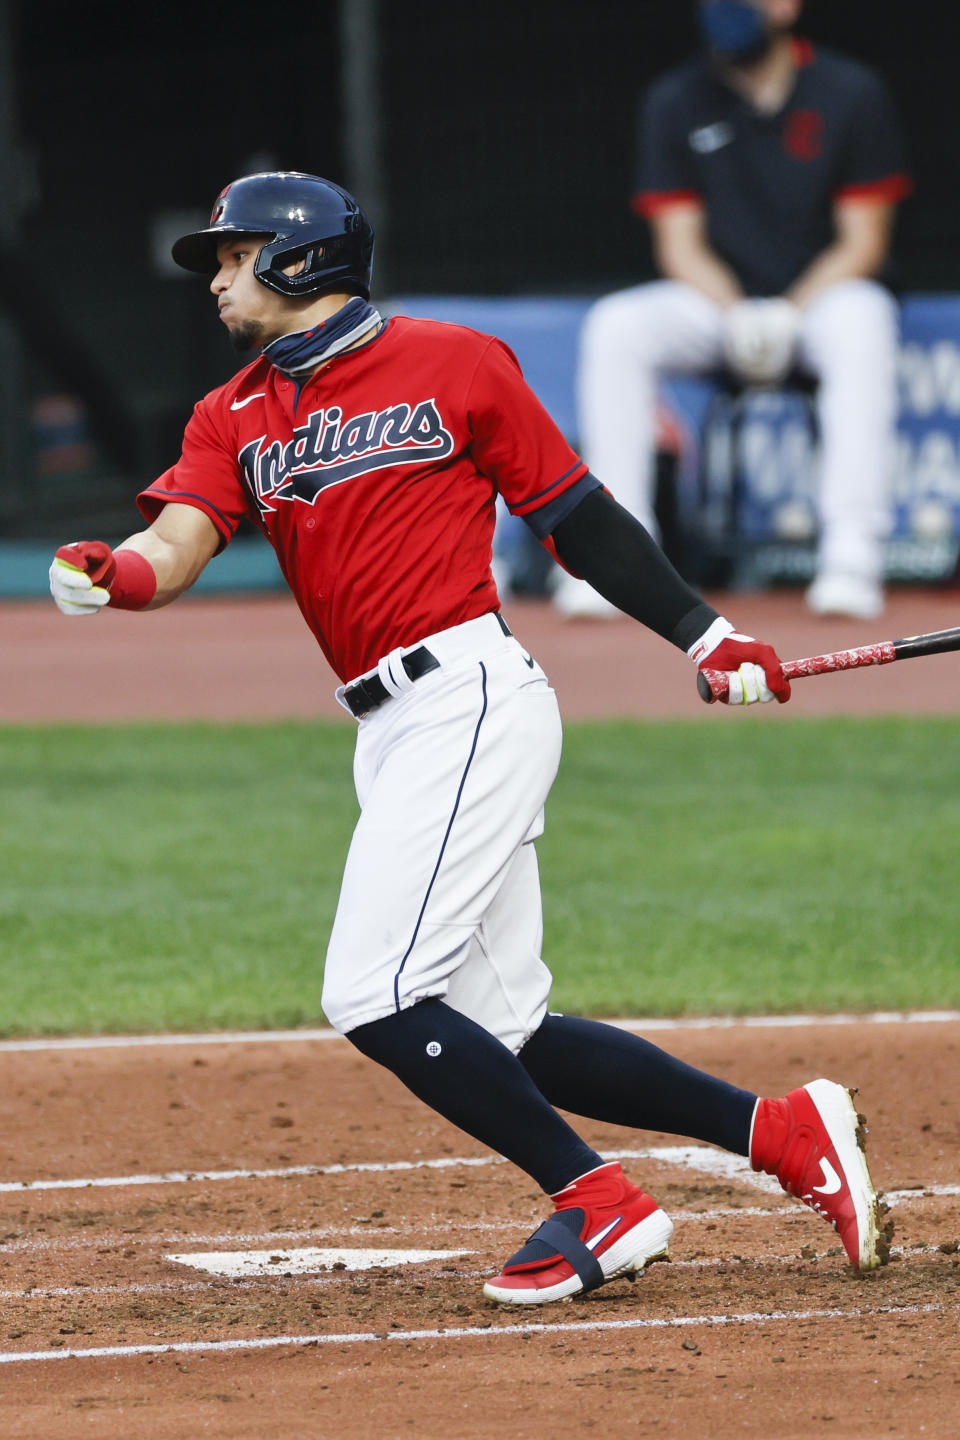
[1, 0, 957, 593]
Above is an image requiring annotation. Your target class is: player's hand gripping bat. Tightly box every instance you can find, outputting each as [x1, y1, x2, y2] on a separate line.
[697, 625, 960, 704]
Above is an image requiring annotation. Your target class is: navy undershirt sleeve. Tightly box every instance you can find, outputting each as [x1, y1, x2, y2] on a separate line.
[550, 483, 719, 651]
[521, 471, 601, 539]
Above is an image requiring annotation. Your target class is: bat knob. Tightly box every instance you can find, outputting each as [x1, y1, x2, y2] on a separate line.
[697, 671, 716, 704]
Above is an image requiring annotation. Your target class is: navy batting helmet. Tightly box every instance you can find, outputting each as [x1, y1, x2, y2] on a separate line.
[171, 172, 375, 300]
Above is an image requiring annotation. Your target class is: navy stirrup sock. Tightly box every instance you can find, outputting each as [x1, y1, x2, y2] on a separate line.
[520, 1012, 757, 1156]
[346, 999, 602, 1196]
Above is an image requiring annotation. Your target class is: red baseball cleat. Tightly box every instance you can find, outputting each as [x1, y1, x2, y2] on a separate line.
[483, 1161, 673, 1305]
[751, 1078, 892, 1270]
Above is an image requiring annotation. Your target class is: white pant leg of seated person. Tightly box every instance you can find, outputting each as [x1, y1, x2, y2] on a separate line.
[576, 280, 727, 535]
[796, 279, 899, 616]
[562, 282, 726, 617]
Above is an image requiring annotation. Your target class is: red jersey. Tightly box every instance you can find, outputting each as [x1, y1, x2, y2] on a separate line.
[138, 316, 589, 680]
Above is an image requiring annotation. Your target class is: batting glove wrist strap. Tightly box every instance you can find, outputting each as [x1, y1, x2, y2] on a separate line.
[686, 616, 736, 666]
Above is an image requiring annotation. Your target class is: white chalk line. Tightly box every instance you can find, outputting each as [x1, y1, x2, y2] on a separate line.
[0, 1144, 779, 1196]
[0, 1028, 343, 1053]
[0, 1153, 499, 1195]
[4, 1142, 956, 1206]
[2, 1010, 958, 1053]
[0, 1302, 950, 1367]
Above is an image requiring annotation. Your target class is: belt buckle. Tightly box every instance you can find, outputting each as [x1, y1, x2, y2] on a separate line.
[344, 678, 372, 719]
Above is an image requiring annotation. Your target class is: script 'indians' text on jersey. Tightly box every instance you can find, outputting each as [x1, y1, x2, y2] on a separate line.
[138, 317, 594, 681]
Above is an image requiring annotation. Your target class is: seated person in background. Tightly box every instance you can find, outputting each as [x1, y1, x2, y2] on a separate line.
[564, 0, 911, 621]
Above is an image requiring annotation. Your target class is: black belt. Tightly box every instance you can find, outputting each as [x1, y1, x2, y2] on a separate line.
[343, 611, 512, 719]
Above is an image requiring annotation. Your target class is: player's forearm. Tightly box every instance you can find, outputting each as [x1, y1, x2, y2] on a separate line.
[112, 504, 220, 609]
[116, 531, 212, 609]
[785, 245, 882, 308]
[551, 488, 717, 649]
[786, 211, 892, 309]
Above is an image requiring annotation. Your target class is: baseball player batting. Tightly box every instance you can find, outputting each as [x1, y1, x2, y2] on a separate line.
[49, 172, 890, 1304]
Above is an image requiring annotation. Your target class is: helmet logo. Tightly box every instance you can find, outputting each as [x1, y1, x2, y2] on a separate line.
[210, 185, 232, 224]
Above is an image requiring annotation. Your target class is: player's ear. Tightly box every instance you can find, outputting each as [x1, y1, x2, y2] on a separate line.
[281, 251, 320, 278]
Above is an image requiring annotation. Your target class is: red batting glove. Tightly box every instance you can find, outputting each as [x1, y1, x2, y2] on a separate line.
[688, 617, 791, 705]
[707, 635, 791, 704]
[55, 540, 117, 587]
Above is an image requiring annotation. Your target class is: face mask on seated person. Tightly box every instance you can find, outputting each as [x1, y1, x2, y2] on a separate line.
[698, 0, 773, 64]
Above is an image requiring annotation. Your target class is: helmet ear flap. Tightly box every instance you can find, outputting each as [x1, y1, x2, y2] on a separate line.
[254, 240, 326, 295]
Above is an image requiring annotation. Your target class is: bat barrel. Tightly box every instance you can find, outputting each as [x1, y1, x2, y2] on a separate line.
[892, 627, 960, 660]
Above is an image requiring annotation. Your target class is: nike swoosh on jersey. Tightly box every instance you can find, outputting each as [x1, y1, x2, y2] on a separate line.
[811, 1158, 843, 1195]
[585, 1216, 623, 1250]
[689, 121, 734, 154]
[230, 393, 267, 410]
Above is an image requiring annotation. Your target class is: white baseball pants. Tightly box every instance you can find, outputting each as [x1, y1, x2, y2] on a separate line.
[577, 278, 899, 584]
[322, 612, 562, 1053]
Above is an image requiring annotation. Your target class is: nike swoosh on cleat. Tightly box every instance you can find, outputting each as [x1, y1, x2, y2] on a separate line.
[230, 393, 266, 410]
[812, 1158, 843, 1195]
[585, 1216, 622, 1250]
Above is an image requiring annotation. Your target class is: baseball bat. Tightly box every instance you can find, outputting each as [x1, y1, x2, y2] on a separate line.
[697, 625, 960, 704]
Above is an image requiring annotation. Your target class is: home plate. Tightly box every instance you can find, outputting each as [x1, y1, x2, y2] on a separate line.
[166, 1247, 472, 1278]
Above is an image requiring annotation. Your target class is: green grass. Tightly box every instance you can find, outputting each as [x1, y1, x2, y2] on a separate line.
[1, 718, 958, 1035]
[543, 718, 960, 1015]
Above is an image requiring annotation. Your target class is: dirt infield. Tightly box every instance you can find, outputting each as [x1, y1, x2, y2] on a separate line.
[2, 588, 959, 1435]
[3, 584, 959, 722]
[1, 1018, 959, 1438]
